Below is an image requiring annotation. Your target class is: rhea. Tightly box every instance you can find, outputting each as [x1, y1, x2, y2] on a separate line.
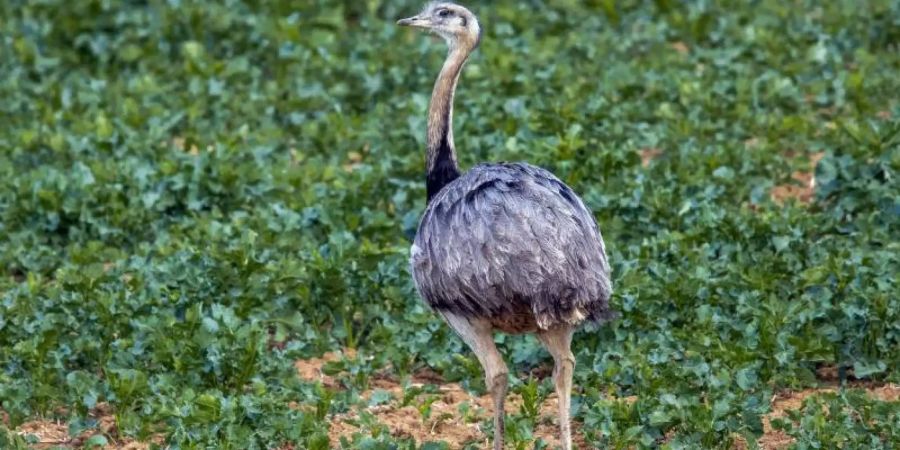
[399, 3, 613, 449]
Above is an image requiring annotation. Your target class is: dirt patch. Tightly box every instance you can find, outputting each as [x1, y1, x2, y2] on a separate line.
[13, 404, 164, 449]
[815, 363, 843, 381]
[325, 373, 590, 449]
[12, 356, 895, 449]
[298, 350, 898, 450]
[757, 383, 900, 450]
[869, 384, 900, 402]
[290, 351, 593, 449]
[670, 41, 690, 54]
[342, 145, 368, 173]
[770, 151, 825, 205]
[294, 349, 357, 389]
[639, 148, 663, 167]
[170, 136, 200, 156]
[330, 391, 481, 447]
[15, 418, 70, 449]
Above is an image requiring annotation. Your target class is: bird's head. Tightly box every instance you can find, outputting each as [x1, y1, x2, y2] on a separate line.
[397, 2, 481, 50]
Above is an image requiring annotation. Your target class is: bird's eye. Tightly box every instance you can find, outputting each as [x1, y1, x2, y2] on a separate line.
[437, 9, 451, 17]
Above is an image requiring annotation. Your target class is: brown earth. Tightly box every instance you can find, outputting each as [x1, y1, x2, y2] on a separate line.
[639, 147, 663, 167]
[758, 382, 899, 450]
[297, 354, 899, 450]
[324, 373, 592, 449]
[10, 356, 897, 449]
[12, 403, 164, 449]
[770, 151, 825, 205]
[639, 146, 826, 207]
[294, 349, 357, 389]
[670, 41, 690, 55]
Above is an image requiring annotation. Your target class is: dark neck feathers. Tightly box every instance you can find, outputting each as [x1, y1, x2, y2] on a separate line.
[425, 44, 472, 202]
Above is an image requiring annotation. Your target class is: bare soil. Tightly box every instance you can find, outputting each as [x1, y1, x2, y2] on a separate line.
[294, 349, 357, 389]
[639, 148, 663, 167]
[758, 382, 899, 450]
[12, 403, 164, 449]
[325, 373, 590, 449]
[640, 147, 826, 208]
[296, 354, 899, 450]
[770, 152, 825, 205]
[12, 356, 896, 449]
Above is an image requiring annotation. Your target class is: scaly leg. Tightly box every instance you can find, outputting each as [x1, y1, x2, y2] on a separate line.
[441, 312, 509, 450]
[538, 325, 576, 450]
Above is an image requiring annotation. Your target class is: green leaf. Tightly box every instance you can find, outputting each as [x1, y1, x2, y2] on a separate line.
[853, 360, 886, 378]
[772, 236, 791, 252]
[367, 389, 393, 407]
[648, 410, 672, 427]
[736, 368, 758, 391]
[84, 435, 108, 448]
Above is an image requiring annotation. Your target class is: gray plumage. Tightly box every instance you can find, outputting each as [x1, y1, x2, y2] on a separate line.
[410, 162, 614, 332]
[398, 3, 613, 449]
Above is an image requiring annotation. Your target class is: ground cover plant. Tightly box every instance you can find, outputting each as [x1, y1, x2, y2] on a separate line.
[1, 0, 898, 448]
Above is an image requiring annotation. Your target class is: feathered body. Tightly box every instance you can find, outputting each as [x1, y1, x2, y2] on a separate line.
[398, 4, 613, 449]
[411, 162, 614, 333]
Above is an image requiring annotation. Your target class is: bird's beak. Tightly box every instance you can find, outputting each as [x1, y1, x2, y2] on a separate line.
[397, 15, 430, 28]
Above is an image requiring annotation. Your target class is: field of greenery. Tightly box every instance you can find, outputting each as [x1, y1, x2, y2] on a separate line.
[1, 0, 898, 448]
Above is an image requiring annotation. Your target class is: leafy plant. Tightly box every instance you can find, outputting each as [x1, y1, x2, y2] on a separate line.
[771, 389, 900, 448]
[0, 0, 897, 448]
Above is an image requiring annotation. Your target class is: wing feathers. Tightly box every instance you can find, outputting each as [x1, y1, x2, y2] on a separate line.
[410, 162, 614, 330]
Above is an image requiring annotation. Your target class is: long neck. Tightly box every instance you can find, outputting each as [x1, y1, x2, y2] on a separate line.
[425, 45, 470, 202]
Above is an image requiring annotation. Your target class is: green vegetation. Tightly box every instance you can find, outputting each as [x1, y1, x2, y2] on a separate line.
[771, 390, 900, 448]
[1, 0, 898, 448]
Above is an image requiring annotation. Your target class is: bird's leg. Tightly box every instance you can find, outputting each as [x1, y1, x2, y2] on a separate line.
[441, 312, 509, 450]
[489, 364, 508, 450]
[538, 325, 576, 450]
